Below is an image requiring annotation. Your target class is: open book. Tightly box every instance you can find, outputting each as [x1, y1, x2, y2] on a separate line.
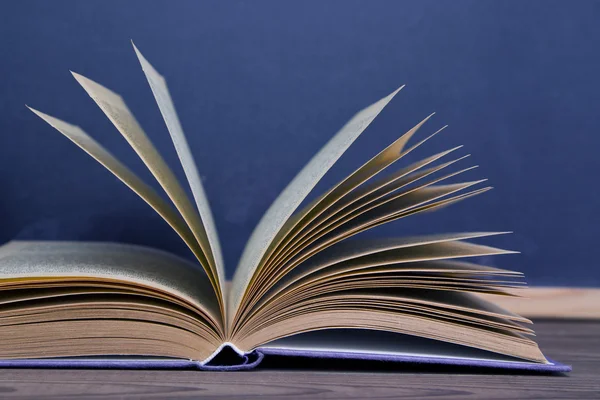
[1, 43, 568, 372]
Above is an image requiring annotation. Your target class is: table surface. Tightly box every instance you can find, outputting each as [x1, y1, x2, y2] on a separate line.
[0, 320, 597, 399]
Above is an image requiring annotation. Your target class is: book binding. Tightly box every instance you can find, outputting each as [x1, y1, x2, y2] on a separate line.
[0, 349, 571, 373]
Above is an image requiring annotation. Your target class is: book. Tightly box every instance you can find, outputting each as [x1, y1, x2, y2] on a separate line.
[1, 42, 569, 372]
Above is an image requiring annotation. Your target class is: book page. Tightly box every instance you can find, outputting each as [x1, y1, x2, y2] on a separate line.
[254, 288, 529, 334]
[241, 233, 516, 322]
[234, 308, 546, 363]
[271, 169, 480, 273]
[264, 149, 470, 278]
[70, 72, 224, 307]
[261, 328, 537, 363]
[261, 115, 442, 276]
[132, 43, 225, 293]
[247, 181, 491, 306]
[27, 108, 211, 281]
[270, 233, 515, 290]
[230, 87, 404, 319]
[0, 241, 221, 328]
[291, 146, 466, 241]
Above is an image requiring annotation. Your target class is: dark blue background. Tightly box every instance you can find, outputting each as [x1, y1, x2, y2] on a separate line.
[1, 0, 598, 284]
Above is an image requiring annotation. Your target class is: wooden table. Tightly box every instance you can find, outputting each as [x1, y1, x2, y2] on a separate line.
[0, 320, 597, 399]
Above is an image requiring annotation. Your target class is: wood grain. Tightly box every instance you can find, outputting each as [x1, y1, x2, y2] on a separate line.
[481, 287, 600, 319]
[0, 320, 597, 399]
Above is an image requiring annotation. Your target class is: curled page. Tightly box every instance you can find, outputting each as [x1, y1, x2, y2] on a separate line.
[262, 120, 446, 276]
[132, 42, 225, 293]
[269, 232, 516, 296]
[26, 108, 221, 320]
[70, 72, 224, 309]
[230, 87, 403, 319]
[274, 152, 471, 266]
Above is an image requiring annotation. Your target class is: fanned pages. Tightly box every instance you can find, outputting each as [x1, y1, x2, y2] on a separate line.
[4, 42, 566, 371]
[231, 86, 404, 321]
[24, 108, 222, 317]
[132, 42, 226, 300]
[70, 71, 225, 314]
[235, 120, 452, 324]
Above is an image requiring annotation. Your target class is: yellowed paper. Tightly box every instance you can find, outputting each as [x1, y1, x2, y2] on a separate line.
[242, 232, 515, 323]
[132, 42, 225, 294]
[70, 72, 223, 306]
[230, 86, 404, 319]
[267, 151, 471, 275]
[261, 117, 443, 280]
[26, 108, 215, 284]
[0, 241, 221, 326]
